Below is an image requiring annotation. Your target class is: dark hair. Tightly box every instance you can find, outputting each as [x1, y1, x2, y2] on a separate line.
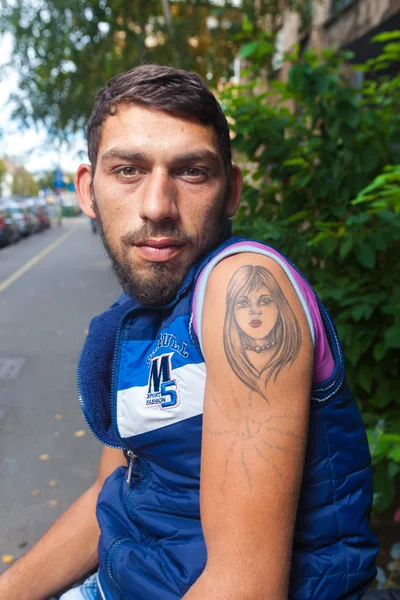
[86, 64, 232, 174]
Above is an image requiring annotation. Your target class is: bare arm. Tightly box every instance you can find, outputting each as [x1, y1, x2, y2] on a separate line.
[183, 254, 313, 599]
[0, 447, 126, 600]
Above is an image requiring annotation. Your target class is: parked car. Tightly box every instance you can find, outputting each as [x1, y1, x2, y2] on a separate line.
[25, 198, 51, 230]
[0, 202, 20, 248]
[4, 200, 30, 237]
[25, 206, 41, 234]
[37, 201, 51, 229]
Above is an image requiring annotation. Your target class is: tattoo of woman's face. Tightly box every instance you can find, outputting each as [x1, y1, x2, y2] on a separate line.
[223, 264, 302, 397]
[234, 287, 279, 341]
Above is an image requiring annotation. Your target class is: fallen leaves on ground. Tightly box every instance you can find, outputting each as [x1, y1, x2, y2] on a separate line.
[74, 430, 86, 438]
[2, 555, 14, 564]
[31, 490, 40, 496]
[39, 454, 49, 461]
[54, 414, 63, 420]
[47, 499, 58, 507]
[48, 480, 56, 487]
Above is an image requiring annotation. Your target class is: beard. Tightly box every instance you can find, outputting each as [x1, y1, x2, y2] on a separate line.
[91, 190, 227, 305]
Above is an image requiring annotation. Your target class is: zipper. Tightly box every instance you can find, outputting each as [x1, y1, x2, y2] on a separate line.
[126, 450, 136, 485]
[109, 306, 135, 448]
[79, 275, 195, 460]
[109, 290, 193, 471]
[106, 537, 132, 599]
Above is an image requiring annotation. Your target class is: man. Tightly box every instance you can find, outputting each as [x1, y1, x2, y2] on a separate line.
[0, 65, 378, 600]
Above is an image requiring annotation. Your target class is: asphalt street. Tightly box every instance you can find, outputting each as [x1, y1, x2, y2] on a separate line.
[0, 216, 121, 572]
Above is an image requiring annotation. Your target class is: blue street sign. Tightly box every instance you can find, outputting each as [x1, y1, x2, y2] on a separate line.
[53, 168, 65, 189]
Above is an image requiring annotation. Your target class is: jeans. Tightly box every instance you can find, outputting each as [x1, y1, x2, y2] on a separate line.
[59, 573, 98, 600]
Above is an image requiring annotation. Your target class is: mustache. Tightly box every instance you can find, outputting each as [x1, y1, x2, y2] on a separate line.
[121, 223, 193, 246]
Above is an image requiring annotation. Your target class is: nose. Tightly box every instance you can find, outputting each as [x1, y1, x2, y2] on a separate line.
[139, 170, 179, 223]
[249, 307, 261, 315]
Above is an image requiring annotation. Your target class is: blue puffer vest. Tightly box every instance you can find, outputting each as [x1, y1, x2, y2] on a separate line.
[78, 236, 378, 600]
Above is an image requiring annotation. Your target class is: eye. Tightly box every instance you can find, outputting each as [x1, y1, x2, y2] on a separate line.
[115, 166, 140, 178]
[236, 299, 248, 308]
[180, 167, 208, 181]
[258, 297, 272, 307]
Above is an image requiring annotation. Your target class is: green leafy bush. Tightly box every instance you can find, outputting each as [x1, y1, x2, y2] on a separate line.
[222, 37, 400, 513]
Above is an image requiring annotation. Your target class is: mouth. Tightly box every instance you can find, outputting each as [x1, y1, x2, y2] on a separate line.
[134, 238, 186, 262]
[249, 319, 262, 328]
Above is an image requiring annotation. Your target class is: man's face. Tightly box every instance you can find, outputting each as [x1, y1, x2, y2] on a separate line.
[85, 104, 240, 304]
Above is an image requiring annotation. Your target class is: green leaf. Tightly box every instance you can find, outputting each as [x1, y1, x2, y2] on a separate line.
[287, 210, 311, 223]
[346, 337, 363, 367]
[362, 412, 379, 427]
[309, 232, 332, 245]
[316, 74, 330, 96]
[321, 236, 338, 256]
[283, 158, 308, 168]
[370, 393, 392, 410]
[351, 306, 365, 322]
[355, 243, 376, 269]
[373, 462, 395, 512]
[384, 327, 400, 349]
[239, 40, 273, 60]
[373, 342, 386, 362]
[372, 31, 400, 43]
[388, 445, 400, 462]
[242, 15, 254, 34]
[361, 145, 379, 174]
[288, 64, 305, 93]
[358, 365, 373, 393]
[340, 236, 353, 259]
[388, 461, 400, 479]
[381, 434, 400, 443]
[336, 101, 359, 129]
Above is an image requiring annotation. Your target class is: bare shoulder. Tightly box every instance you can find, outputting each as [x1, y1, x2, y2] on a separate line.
[202, 251, 313, 401]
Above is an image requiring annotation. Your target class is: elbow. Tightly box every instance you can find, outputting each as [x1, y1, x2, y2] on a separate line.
[201, 561, 288, 600]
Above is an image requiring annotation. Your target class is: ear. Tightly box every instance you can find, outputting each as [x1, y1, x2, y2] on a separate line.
[75, 163, 96, 219]
[225, 164, 242, 218]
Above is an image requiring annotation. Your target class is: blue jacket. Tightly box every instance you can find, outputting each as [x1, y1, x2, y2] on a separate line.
[78, 236, 378, 599]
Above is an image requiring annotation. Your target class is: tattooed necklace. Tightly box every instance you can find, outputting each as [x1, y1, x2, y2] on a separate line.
[244, 338, 277, 353]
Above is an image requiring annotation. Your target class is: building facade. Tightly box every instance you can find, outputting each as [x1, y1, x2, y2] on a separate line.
[281, 0, 400, 66]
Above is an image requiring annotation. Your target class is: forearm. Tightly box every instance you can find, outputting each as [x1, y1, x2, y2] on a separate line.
[0, 483, 101, 600]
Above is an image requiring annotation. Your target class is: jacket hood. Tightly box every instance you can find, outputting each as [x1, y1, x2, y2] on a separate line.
[78, 293, 137, 447]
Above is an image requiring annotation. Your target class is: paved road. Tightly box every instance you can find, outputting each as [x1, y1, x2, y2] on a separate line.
[0, 217, 121, 572]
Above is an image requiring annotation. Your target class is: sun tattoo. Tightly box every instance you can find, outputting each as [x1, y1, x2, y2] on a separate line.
[223, 264, 302, 399]
[206, 387, 304, 492]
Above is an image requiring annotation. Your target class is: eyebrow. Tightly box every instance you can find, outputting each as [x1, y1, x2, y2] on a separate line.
[100, 147, 221, 165]
[101, 149, 150, 162]
[172, 150, 221, 164]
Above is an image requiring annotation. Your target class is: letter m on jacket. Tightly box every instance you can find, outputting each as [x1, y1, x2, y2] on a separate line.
[148, 354, 172, 393]
[147, 353, 179, 408]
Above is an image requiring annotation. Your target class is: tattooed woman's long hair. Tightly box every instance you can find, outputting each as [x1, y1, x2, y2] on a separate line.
[224, 265, 301, 397]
